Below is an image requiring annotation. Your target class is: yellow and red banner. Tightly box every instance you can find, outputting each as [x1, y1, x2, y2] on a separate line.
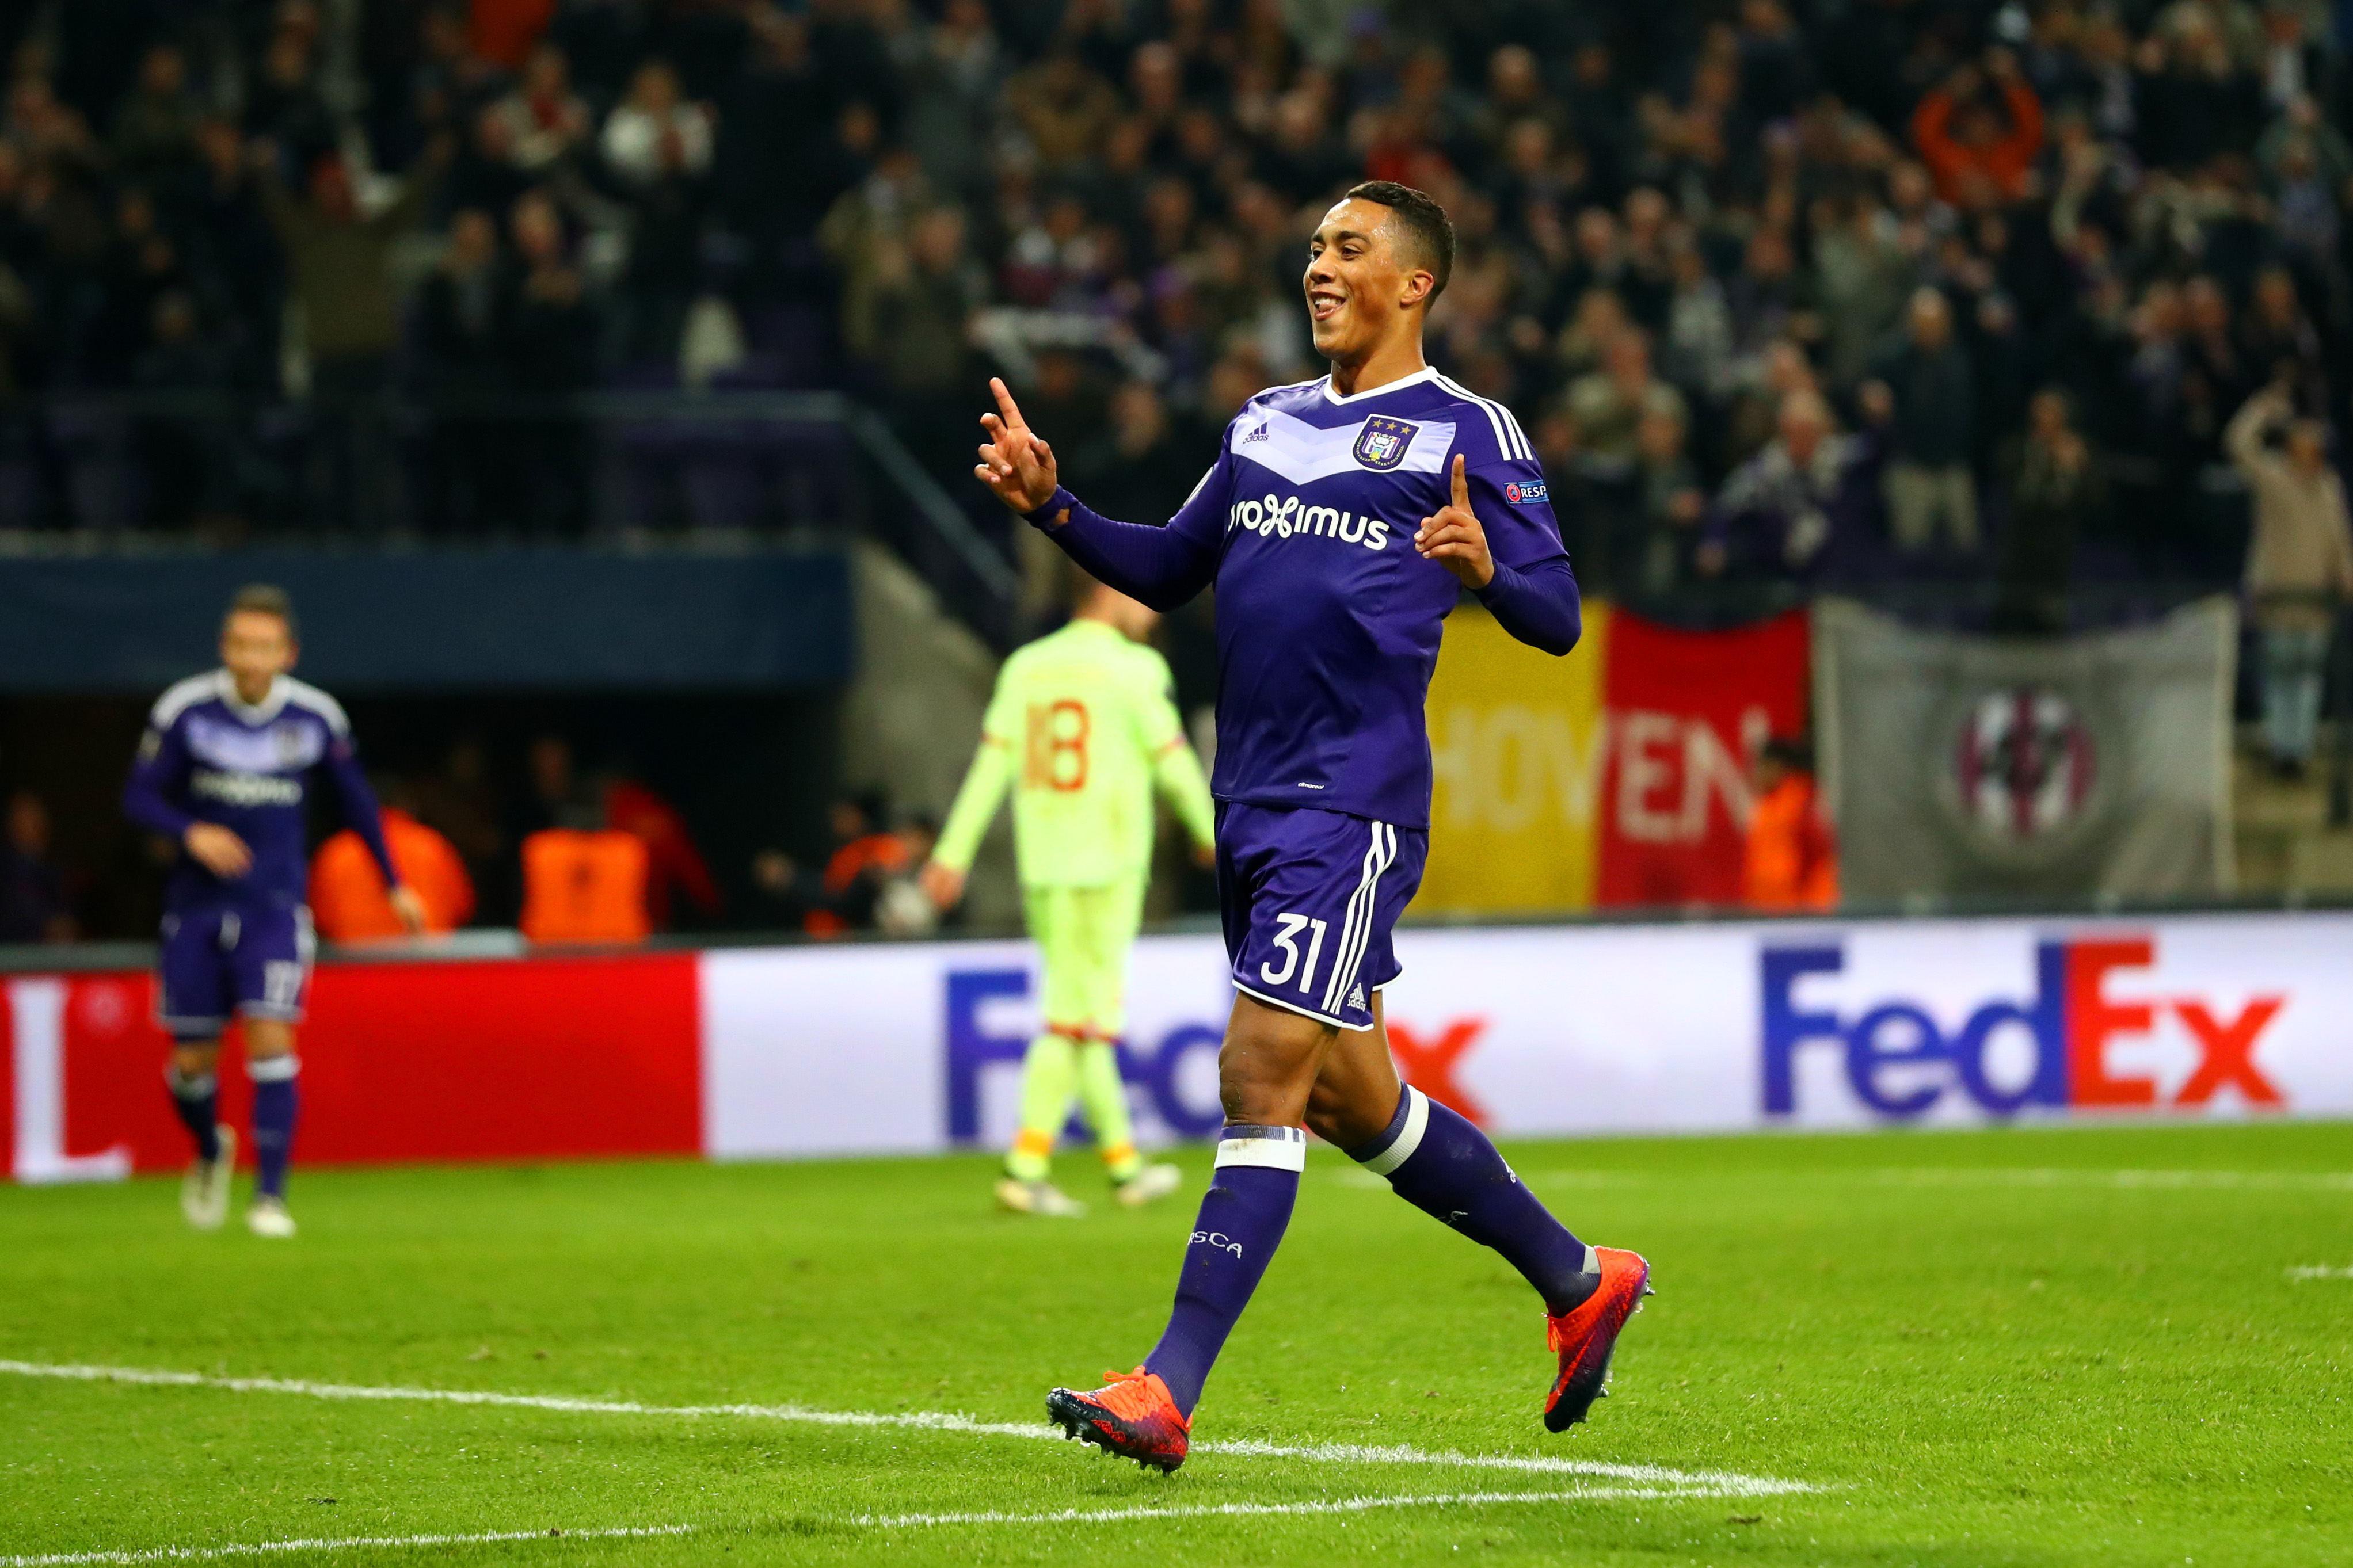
[1421, 603, 1811, 914]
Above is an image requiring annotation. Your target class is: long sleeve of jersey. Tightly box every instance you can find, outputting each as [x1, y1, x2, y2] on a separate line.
[932, 738, 1012, 877]
[121, 723, 197, 840]
[1473, 555, 1583, 656]
[1021, 458, 1229, 611]
[320, 738, 401, 887]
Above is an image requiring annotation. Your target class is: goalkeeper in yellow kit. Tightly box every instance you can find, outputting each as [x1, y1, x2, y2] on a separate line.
[921, 575, 1217, 1217]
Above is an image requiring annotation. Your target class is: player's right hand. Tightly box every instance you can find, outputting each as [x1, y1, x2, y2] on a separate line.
[185, 822, 253, 879]
[975, 377, 1061, 516]
[919, 859, 966, 911]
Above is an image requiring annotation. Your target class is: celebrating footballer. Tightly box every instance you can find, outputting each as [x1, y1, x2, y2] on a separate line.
[975, 180, 1653, 1471]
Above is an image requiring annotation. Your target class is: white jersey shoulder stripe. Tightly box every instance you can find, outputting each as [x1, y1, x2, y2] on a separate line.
[280, 677, 352, 737]
[1433, 374, 1510, 458]
[1499, 403, 1535, 463]
[1435, 374, 1530, 461]
[149, 670, 227, 729]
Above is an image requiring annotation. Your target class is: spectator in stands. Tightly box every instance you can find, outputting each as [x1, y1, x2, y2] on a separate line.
[2238, 265, 2326, 414]
[254, 133, 449, 531]
[1743, 737, 1837, 911]
[412, 739, 508, 918]
[1911, 48, 2044, 208]
[416, 207, 507, 533]
[804, 792, 907, 938]
[600, 59, 711, 365]
[133, 291, 242, 532]
[1630, 406, 1708, 594]
[242, 18, 340, 176]
[1873, 288, 1979, 555]
[512, 734, 603, 842]
[1565, 329, 1686, 480]
[1003, 48, 1124, 173]
[837, 201, 984, 476]
[111, 45, 201, 184]
[1993, 388, 2105, 635]
[501, 189, 595, 534]
[2227, 382, 2353, 777]
[602, 770, 722, 931]
[0, 790, 75, 943]
[1070, 380, 1200, 524]
[487, 44, 593, 178]
[310, 777, 476, 940]
[1704, 385, 1889, 581]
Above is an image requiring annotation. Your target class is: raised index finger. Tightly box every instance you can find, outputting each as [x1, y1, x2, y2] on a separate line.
[1450, 452, 1469, 511]
[989, 376, 1027, 433]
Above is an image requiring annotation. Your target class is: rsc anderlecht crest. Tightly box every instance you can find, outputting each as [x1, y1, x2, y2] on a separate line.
[1353, 415, 1419, 470]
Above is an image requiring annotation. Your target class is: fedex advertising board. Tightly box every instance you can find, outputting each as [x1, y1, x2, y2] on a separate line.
[6, 912, 2347, 1181]
[701, 911, 2348, 1152]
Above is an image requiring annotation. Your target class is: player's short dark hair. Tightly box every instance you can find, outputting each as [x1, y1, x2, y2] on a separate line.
[226, 583, 298, 640]
[1761, 734, 1814, 773]
[1343, 180, 1456, 303]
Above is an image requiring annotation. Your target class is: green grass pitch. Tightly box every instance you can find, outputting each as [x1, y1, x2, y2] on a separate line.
[3, 1121, 2350, 1566]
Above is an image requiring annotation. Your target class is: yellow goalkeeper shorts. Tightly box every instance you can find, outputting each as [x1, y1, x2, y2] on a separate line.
[1023, 876, 1147, 1039]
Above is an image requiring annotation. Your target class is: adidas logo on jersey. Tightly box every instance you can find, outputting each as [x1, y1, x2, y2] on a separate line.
[1348, 985, 1368, 1012]
[1228, 491, 1392, 551]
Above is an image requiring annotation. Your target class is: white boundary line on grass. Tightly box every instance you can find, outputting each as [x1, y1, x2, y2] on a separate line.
[2, 1488, 1761, 1565]
[0, 1525, 693, 1566]
[0, 1359, 1815, 1496]
[858, 1485, 1753, 1527]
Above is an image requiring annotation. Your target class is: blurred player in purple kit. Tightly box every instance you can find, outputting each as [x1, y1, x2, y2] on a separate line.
[122, 586, 422, 1237]
[974, 181, 1652, 1471]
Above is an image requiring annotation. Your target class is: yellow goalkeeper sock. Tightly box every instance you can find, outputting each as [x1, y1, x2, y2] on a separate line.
[1076, 1040, 1143, 1182]
[1007, 1032, 1080, 1182]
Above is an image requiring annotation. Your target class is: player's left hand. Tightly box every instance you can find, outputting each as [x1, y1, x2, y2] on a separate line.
[388, 884, 428, 936]
[1414, 454, 1494, 590]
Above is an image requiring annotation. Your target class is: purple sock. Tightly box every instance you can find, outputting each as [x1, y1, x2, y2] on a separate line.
[1143, 1125, 1303, 1417]
[249, 1056, 300, 1200]
[166, 1065, 220, 1163]
[1349, 1087, 1598, 1315]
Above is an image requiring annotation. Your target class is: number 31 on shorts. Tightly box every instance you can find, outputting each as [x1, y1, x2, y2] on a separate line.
[1259, 911, 1327, 994]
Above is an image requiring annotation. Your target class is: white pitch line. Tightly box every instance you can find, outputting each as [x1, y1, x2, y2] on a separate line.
[2, 1489, 1754, 1565]
[2287, 1263, 2353, 1280]
[1871, 1168, 2353, 1192]
[0, 1359, 1815, 1496]
[0, 1525, 692, 1567]
[856, 1486, 1742, 1528]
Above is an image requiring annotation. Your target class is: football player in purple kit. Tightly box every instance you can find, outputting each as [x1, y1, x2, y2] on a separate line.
[122, 586, 423, 1238]
[974, 181, 1652, 1471]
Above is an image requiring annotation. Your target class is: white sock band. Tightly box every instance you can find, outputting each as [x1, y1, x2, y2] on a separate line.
[1214, 1124, 1308, 1172]
[1355, 1086, 1429, 1178]
[247, 1054, 302, 1084]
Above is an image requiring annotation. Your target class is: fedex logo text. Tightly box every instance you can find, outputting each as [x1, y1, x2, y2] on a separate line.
[1762, 938, 2285, 1120]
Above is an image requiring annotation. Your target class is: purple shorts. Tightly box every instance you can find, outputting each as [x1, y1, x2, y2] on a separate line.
[1217, 802, 1427, 1032]
[157, 903, 316, 1040]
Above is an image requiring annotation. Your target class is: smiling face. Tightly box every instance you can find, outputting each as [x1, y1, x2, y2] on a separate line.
[1303, 197, 1434, 364]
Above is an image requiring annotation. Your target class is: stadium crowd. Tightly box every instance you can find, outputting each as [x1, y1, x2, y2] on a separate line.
[4, 0, 2353, 940]
[2, 0, 2350, 605]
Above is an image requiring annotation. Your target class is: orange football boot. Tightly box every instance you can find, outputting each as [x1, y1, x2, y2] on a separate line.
[1046, 1367, 1190, 1472]
[1543, 1246, 1654, 1432]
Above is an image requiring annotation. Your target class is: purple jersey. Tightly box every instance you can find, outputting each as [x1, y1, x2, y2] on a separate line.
[122, 671, 396, 913]
[1077, 369, 1570, 829]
